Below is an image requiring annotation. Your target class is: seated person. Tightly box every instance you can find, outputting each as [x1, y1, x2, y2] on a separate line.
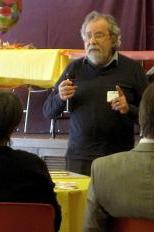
[84, 83, 154, 232]
[0, 91, 61, 232]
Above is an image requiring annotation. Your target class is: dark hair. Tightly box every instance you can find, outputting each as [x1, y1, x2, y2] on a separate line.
[139, 83, 154, 138]
[0, 91, 23, 145]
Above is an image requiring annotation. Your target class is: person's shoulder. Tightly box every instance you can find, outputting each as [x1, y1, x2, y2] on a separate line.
[118, 53, 140, 66]
[92, 151, 132, 170]
[11, 148, 43, 165]
[69, 57, 84, 67]
[118, 53, 144, 75]
[64, 57, 85, 77]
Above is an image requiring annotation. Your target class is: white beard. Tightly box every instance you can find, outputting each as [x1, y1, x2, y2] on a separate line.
[87, 49, 104, 65]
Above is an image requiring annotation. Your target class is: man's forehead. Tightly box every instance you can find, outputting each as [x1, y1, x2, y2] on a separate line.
[85, 19, 109, 32]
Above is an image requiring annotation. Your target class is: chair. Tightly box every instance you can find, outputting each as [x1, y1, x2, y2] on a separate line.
[51, 111, 70, 138]
[110, 217, 154, 232]
[0, 202, 55, 232]
[23, 86, 52, 133]
[13, 85, 53, 134]
[12, 85, 69, 136]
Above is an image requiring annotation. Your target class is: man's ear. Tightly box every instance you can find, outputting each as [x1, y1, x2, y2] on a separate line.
[111, 35, 118, 48]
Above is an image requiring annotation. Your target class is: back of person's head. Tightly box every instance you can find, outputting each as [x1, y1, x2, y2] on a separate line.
[80, 11, 121, 50]
[139, 83, 154, 138]
[0, 91, 23, 145]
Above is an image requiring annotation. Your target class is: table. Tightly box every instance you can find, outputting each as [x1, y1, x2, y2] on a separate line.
[0, 49, 69, 88]
[51, 172, 90, 232]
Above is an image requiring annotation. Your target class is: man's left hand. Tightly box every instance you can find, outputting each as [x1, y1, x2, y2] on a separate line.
[111, 85, 129, 114]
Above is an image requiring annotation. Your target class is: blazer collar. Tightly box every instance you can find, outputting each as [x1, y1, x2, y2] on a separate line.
[133, 142, 154, 152]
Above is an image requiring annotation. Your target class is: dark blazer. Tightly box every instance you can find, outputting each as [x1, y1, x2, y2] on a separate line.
[0, 146, 61, 232]
[84, 143, 154, 232]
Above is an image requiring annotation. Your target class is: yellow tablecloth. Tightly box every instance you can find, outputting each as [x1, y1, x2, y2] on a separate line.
[0, 49, 69, 88]
[52, 173, 90, 232]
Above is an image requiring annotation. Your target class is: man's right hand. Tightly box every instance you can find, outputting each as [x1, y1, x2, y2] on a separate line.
[58, 79, 77, 101]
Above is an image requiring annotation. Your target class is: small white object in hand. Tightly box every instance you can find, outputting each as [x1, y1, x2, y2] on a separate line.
[107, 91, 119, 102]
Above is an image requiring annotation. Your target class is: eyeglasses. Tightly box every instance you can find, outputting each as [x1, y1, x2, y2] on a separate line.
[84, 32, 110, 42]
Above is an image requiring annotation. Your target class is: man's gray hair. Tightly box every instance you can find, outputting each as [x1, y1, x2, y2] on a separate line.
[81, 11, 121, 49]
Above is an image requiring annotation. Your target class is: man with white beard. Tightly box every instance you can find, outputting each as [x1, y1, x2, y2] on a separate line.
[43, 11, 147, 175]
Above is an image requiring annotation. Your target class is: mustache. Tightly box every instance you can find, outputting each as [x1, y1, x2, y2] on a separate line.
[88, 46, 101, 53]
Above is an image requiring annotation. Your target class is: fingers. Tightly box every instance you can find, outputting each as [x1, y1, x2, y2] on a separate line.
[111, 96, 129, 113]
[59, 79, 77, 101]
[116, 85, 124, 97]
[111, 101, 125, 113]
[111, 99, 120, 111]
[110, 87, 128, 113]
[111, 98, 122, 112]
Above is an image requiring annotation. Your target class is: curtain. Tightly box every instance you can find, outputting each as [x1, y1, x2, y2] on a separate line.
[3, 0, 153, 50]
